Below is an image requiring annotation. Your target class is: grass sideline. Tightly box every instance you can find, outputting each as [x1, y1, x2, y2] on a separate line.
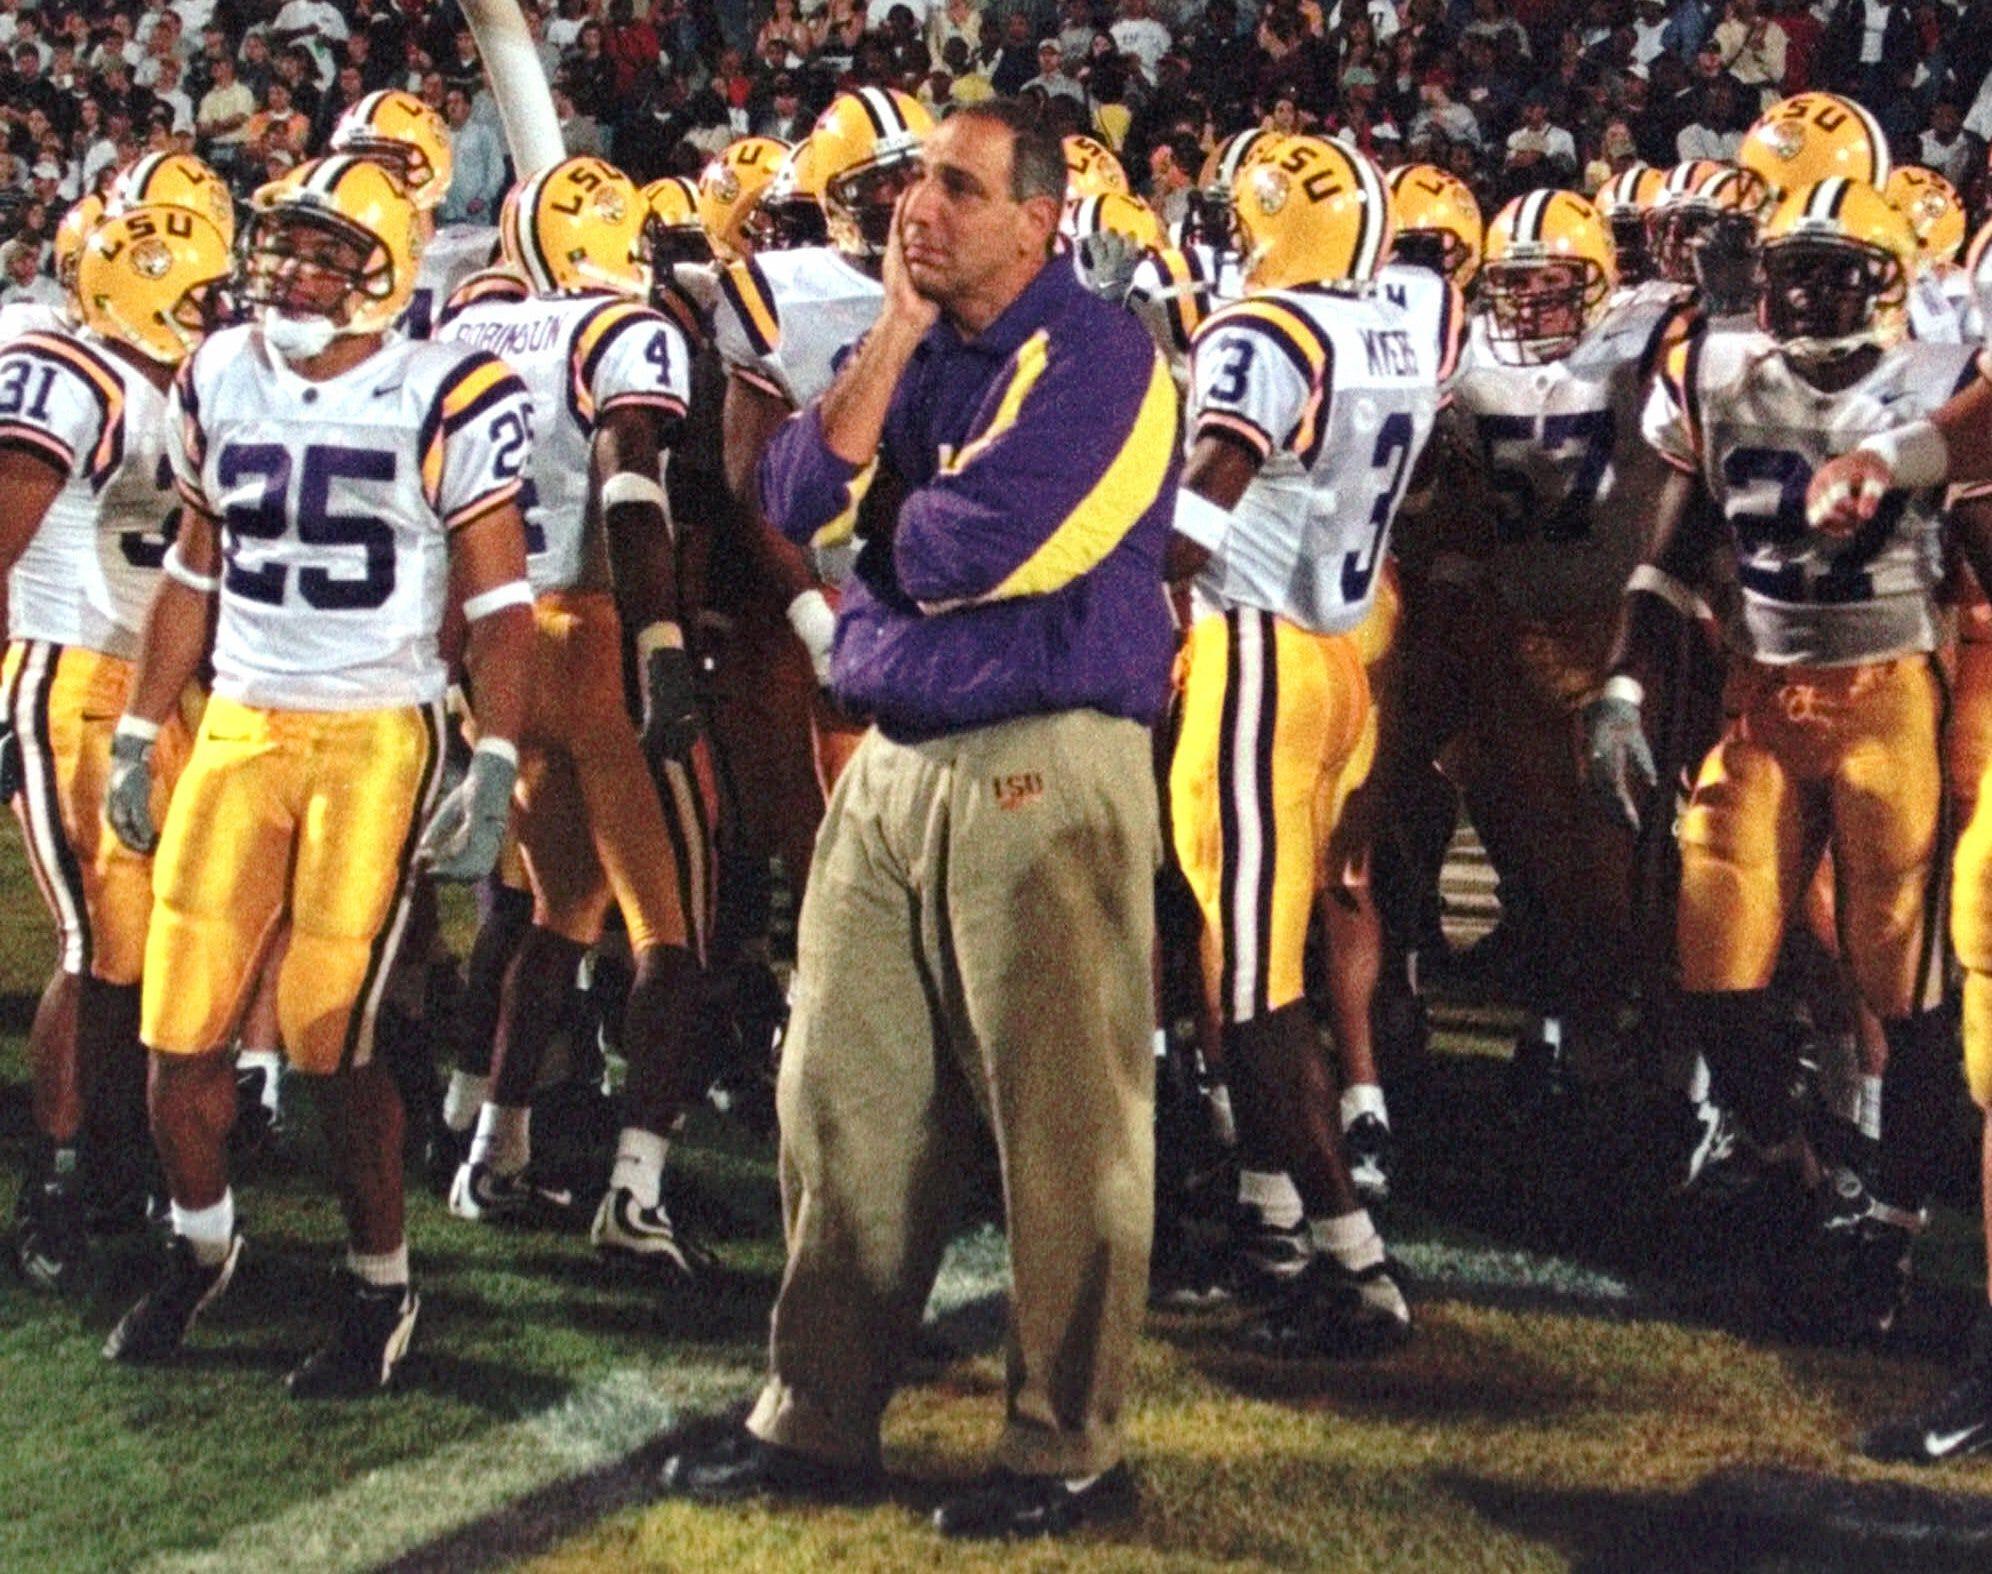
[4, 825, 1992, 1570]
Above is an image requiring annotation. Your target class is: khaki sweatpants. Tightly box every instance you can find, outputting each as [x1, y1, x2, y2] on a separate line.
[746, 708, 1160, 1479]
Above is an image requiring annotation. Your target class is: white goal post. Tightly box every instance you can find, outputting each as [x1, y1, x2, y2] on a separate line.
[460, 0, 566, 177]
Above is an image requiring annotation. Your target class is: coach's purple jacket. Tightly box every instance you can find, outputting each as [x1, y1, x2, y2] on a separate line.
[758, 258, 1180, 742]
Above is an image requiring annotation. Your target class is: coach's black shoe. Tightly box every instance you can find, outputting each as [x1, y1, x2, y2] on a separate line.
[1241, 1254, 1412, 1359]
[286, 1274, 420, 1399]
[1859, 1310, 1992, 1464]
[103, 1233, 242, 1363]
[14, 1174, 87, 1292]
[934, 1462, 1137, 1540]
[659, 1430, 880, 1504]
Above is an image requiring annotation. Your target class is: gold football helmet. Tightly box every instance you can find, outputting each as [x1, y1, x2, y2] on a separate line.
[812, 88, 932, 259]
[240, 155, 421, 339]
[503, 156, 650, 297]
[1183, 128, 1276, 252]
[1385, 162, 1482, 286]
[1233, 136, 1393, 293]
[108, 152, 235, 249]
[1061, 191, 1164, 251]
[76, 203, 230, 365]
[643, 175, 713, 268]
[1758, 177, 1914, 358]
[53, 191, 106, 296]
[696, 135, 790, 263]
[1885, 165, 1966, 268]
[1739, 93, 1891, 201]
[331, 90, 453, 214]
[743, 138, 828, 251]
[1063, 134, 1128, 200]
[1482, 189, 1617, 364]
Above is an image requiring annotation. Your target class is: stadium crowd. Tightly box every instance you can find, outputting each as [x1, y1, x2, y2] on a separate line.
[21, 0, 1992, 1547]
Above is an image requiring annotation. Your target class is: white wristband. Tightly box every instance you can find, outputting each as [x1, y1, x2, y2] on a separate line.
[114, 715, 161, 744]
[1626, 564, 1711, 622]
[786, 587, 837, 658]
[1173, 487, 1232, 553]
[1856, 420, 1949, 490]
[462, 579, 533, 622]
[162, 543, 219, 593]
[636, 619, 685, 658]
[472, 736, 519, 768]
[599, 471, 669, 513]
[1600, 674, 1644, 708]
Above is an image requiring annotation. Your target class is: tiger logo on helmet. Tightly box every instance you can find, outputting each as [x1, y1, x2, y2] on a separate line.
[1385, 163, 1482, 287]
[1182, 128, 1276, 253]
[1757, 177, 1915, 359]
[1482, 188, 1617, 365]
[1233, 136, 1393, 293]
[1595, 164, 1666, 284]
[1885, 165, 1966, 269]
[644, 175, 712, 269]
[812, 88, 932, 260]
[240, 155, 422, 353]
[503, 157, 651, 298]
[330, 90, 454, 213]
[108, 152, 235, 249]
[74, 202, 231, 365]
[697, 135, 790, 263]
[53, 191, 106, 300]
[1738, 93, 1890, 202]
[743, 138, 828, 252]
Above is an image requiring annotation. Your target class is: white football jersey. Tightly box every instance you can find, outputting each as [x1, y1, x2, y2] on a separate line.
[0, 327, 176, 657]
[167, 324, 531, 709]
[439, 290, 691, 594]
[1644, 330, 1978, 666]
[1127, 241, 1244, 384]
[0, 299, 65, 343]
[1186, 285, 1442, 635]
[1908, 266, 1967, 344]
[399, 223, 500, 340]
[1451, 291, 1696, 619]
[712, 247, 881, 409]
[1371, 263, 1466, 394]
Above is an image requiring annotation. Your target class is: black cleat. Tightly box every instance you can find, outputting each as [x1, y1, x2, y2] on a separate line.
[659, 1429, 880, 1504]
[14, 1177, 87, 1292]
[447, 1160, 575, 1224]
[1860, 1312, 1992, 1464]
[1345, 1114, 1393, 1207]
[286, 1273, 420, 1398]
[1240, 1254, 1413, 1359]
[1677, 1097, 1743, 1194]
[1232, 1213, 1313, 1306]
[933, 1462, 1137, 1540]
[104, 1233, 242, 1363]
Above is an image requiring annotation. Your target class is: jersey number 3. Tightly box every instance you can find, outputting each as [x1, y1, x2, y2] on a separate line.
[218, 443, 397, 610]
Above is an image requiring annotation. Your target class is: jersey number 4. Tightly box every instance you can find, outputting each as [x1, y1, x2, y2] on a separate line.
[218, 443, 397, 610]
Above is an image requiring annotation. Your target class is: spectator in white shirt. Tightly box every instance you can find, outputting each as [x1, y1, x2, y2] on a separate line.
[1504, 93, 1576, 180]
[1677, 74, 1747, 160]
[1921, 98, 1981, 191]
[1711, 0, 1785, 105]
[152, 56, 196, 134]
[438, 85, 502, 225]
[1630, 0, 1673, 65]
[272, 0, 348, 87]
[196, 53, 256, 149]
[0, 240, 62, 311]
[1111, 0, 1173, 83]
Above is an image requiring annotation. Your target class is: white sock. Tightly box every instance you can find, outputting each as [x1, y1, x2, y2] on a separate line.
[1858, 1073, 1884, 1144]
[1685, 1053, 1712, 1105]
[1238, 1168, 1303, 1230]
[238, 1049, 283, 1113]
[1309, 1208, 1385, 1272]
[171, 1190, 236, 1266]
[1537, 1015, 1562, 1050]
[1152, 1027, 1168, 1059]
[442, 1070, 490, 1134]
[610, 1126, 669, 1209]
[468, 1104, 530, 1175]
[348, 1242, 410, 1289]
[1340, 1082, 1388, 1131]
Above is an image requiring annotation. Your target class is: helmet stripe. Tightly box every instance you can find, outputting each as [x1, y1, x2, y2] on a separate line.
[125, 152, 166, 197]
[1516, 188, 1551, 244]
[515, 166, 558, 292]
[354, 90, 389, 125]
[1806, 177, 1847, 224]
[1349, 148, 1389, 279]
[1846, 98, 1891, 185]
[854, 88, 895, 140]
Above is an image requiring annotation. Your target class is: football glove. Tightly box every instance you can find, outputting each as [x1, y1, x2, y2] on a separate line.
[1580, 692, 1656, 831]
[1075, 229, 1142, 304]
[105, 723, 159, 854]
[641, 639, 703, 764]
[415, 742, 517, 882]
[786, 587, 837, 690]
[0, 716, 19, 803]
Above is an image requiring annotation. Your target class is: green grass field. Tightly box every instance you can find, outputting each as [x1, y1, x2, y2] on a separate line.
[8, 823, 1992, 1572]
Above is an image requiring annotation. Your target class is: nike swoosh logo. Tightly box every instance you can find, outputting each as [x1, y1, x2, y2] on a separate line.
[1924, 1425, 1988, 1455]
[372, 381, 405, 398]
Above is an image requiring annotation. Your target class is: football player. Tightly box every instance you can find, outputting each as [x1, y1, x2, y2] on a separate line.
[332, 89, 490, 339]
[1444, 189, 1697, 1106]
[0, 203, 229, 1286]
[1886, 166, 1972, 343]
[696, 135, 790, 266]
[1592, 179, 1968, 1341]
[99, 156, 536, 1395]
[107, 152, 237, 249]
[437, 156, 716, 1270]
[1737, 91, 1891, 204]
[743, 141, 829, 253]
[1168, 135, 1439, 1354]
[1596, 164, 1666, 290]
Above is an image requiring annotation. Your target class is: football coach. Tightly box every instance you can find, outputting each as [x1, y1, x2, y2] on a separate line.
[663, 99, 1180, 1537]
